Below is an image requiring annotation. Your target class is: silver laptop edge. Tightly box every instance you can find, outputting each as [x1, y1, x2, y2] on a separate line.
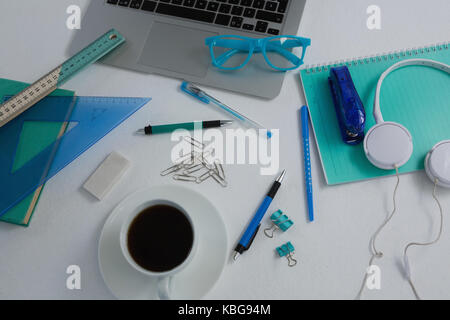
[69, 0, 307, 99]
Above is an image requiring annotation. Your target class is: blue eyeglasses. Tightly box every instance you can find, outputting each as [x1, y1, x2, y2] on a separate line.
[205, 35, 311, 71]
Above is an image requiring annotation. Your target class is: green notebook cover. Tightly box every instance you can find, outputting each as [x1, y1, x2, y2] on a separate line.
[0, 78, 74, 226]
[300, 43, 450, 185]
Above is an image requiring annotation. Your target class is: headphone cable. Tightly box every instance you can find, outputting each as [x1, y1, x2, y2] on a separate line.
[356, 166, 400, 300]
[403, 179, 444, 300]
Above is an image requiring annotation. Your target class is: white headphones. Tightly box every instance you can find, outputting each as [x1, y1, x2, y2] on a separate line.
[364, 59, 450, 188]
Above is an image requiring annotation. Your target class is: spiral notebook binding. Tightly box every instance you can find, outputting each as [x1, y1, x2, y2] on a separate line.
[303, 42, 449, 74]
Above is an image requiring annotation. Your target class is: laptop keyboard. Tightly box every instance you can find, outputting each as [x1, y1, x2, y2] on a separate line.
[106, 0, 290, 35]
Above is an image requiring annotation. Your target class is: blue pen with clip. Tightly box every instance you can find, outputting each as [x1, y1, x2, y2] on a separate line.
[301, 106, 314, 222]
[233, 170, 286, 261]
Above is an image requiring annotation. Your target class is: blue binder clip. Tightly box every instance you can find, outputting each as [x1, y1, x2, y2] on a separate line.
[264, 210, 293, 238]
[328, 66, 366, 145]
[276, 242, 297, 267]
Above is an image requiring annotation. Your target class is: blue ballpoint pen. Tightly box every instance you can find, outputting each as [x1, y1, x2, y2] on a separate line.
[301, 106, 314, 222]
[233, 170, 286, 261]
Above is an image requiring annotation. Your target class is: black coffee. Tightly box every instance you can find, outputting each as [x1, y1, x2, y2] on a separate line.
[127, 204, 194, 273]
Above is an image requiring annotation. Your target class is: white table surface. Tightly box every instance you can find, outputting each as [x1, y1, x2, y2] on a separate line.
[0, 0, 449, 300]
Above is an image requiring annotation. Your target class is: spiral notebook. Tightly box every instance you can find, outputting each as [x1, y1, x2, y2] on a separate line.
[300, 43, 450, 185]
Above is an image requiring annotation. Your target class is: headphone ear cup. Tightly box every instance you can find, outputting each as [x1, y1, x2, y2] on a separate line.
[364, 122, 414, 170]
[425, 141, 450, 188]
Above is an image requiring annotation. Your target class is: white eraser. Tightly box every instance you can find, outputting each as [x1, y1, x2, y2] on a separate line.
[83, 152, 130, 201]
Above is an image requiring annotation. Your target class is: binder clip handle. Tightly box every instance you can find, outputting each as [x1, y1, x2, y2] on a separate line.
[287, 254, 298, 267]
[276, 242, 298, 267]
[264, 225, 278, 238]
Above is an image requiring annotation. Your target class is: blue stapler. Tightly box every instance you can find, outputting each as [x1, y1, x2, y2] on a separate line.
[328, 66, 366, 145]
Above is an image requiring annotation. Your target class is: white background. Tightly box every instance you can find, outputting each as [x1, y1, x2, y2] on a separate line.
[0, 0, 449, 300]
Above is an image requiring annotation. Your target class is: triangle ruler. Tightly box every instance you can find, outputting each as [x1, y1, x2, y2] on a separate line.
[0, 95, 151, 217]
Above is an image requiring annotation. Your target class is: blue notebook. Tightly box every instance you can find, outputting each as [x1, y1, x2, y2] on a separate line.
[300, 43, 450, 185]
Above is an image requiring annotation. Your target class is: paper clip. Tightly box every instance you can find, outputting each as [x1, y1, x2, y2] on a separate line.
[196, 170, 212, 184]
[161, 137, 228, 187]
[211, 170, 228, 187]
[214, 160, 226, 180]
[201, 157, 214, 170]
[264, 210, 293, 238]
[161, 163, 182, 176]
[184, 136, 204, 149]
[183, 164, 204, 175]
[174, 151, 194, 166]
[173, 174, 197, 182]
[276, 242, 297, 267]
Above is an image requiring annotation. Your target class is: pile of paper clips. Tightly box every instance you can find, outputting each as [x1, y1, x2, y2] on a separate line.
[161, 136, 227, 187]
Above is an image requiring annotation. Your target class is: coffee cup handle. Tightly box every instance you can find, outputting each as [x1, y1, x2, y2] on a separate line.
[157, 276, 172, 300]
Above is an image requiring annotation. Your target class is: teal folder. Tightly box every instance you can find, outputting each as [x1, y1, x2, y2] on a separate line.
[0, 78, 74, 226]
[300, 43, 450, 185]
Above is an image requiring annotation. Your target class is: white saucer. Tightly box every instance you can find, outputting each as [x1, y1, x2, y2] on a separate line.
[98, 185, 228, 300]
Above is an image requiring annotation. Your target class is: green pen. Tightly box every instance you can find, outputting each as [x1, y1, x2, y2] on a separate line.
[137, 120, 233, 135]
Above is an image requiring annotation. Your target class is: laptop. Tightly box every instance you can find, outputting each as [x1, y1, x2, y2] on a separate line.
[69, 0, 307, 99]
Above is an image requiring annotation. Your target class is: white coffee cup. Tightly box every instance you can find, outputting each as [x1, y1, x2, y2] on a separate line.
[119, 199, 198, 300]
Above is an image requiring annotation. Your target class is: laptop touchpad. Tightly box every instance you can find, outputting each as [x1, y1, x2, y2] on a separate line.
[138, 22, 216, 78]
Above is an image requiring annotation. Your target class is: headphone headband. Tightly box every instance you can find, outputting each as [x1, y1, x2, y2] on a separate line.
[373, 59, 450, 124]
[365, 59, 450, 171]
